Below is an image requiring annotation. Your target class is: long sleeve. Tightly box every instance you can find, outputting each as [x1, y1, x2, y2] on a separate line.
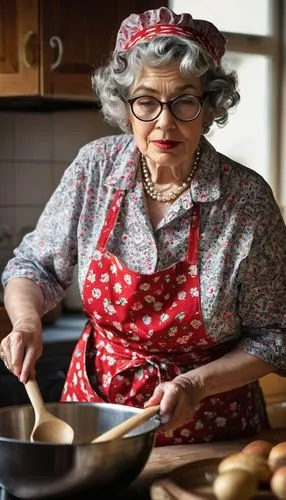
[1, 134, 137, 314]
[237, 185, 286, 374]
[2, 149, 88, 313]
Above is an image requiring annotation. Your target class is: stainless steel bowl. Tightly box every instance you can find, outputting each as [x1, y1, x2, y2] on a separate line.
[0, 402, 160, 498]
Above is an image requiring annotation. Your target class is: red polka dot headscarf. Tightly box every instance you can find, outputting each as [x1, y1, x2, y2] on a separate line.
[114, 6, 226, 65]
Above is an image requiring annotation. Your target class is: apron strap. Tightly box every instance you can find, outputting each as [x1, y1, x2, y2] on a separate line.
[187, 202, 200, 264]
[97, 190, 124, 251]
[97, 191, 200, 262]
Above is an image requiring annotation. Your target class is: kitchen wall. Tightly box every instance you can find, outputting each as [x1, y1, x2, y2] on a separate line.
[0, 109, 118, 241]
[0, 109, 119, 304]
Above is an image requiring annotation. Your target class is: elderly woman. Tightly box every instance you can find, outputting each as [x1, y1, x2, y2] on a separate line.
[1, 7, 286, 445]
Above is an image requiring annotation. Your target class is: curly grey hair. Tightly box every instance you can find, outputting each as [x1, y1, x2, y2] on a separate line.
[92, 36, 240, 134]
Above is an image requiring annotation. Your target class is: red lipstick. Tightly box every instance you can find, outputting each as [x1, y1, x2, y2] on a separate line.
[152, 140, 179, 150]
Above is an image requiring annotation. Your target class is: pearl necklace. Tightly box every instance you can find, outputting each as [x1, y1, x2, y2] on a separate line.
[141, 146, 201, 203]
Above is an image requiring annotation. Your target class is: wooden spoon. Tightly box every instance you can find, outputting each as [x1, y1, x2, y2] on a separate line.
[91, 404, 160, 443]
[25, 378, 74, 444]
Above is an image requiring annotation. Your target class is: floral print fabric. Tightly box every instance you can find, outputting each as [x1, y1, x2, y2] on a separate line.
[61, 191, 269, 445]
[2, 134, 286, 373]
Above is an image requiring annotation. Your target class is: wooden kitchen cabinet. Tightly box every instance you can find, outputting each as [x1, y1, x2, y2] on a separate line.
[0, 0, 166, 105]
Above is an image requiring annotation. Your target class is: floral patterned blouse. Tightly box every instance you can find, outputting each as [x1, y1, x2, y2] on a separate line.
[2, 134, 286, 374]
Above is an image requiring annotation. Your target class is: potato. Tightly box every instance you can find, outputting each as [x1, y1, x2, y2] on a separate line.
[269, 442, 286, 471]
[270, 465, 286, 499]
[242, 439, 273, 459]
[218, 452, 271, 483]
[213, 469, 258, 500]
[271, 457, 286, 473]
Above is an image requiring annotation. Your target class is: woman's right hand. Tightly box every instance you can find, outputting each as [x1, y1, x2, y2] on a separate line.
[0, 317, 43, 384]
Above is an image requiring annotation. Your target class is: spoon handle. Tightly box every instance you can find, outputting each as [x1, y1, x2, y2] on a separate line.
[25, 378, 45, 419]
[92, 405, 160, 443]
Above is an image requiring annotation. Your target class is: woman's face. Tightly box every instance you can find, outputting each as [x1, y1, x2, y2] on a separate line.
[128, 63, 208, 168]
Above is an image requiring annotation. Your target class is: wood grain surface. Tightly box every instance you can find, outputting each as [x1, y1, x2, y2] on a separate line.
[150, 457, 275, 499]
[123, 428, 286, 500]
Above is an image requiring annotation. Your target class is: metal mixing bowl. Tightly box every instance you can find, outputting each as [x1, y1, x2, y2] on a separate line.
[0, 402, 160, 498]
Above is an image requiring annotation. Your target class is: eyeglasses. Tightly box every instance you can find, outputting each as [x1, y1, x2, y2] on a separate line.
[127, 94, 205, 122]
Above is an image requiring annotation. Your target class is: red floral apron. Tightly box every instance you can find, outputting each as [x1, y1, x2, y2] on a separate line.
[61, 189, 268, 445]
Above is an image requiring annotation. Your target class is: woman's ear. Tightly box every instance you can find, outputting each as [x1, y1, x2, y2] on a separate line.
[125, 119, 132, 132]
[202, 122, 210, 134]
[201, 108, 213, 135]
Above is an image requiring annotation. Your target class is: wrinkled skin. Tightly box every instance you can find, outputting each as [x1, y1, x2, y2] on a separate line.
[144, 374, 205, 431]
[0, 318, 42, 381]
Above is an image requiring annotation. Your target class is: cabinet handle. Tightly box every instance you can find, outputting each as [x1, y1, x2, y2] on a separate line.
[50, 36, 63, 71]
[22, 31, 38, 68]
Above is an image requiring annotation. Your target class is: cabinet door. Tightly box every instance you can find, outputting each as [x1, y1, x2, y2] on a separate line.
[40, 0, 118, 98]
[0, 0, 169, 100]
[115, 0, 168, 20]
[40, 0, 168, 99]
[0, 0, 39, 96]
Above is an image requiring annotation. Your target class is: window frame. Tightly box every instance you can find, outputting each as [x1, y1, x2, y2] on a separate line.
[169, 0, 285, 208]
[221, 0, 284, 202]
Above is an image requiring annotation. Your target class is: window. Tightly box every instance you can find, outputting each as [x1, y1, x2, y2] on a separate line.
[207, 52, 271, 183]
[170, 0, 272, 35]
[169, 0, 285, 213]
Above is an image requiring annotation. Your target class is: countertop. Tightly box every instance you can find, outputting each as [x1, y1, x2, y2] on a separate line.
[42, 313, 87, 356]
[122, 426, 286, 499]
[42, 313, 86, 343]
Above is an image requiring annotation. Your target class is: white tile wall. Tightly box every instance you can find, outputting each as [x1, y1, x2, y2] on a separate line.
[53, 110, 115, 162]
[0, 207, 16, 235]
[0, 161, 16, 206]
[14, 113, 54, 162]
[0, 112, 14, 160]
[0, 109, 119, 245]
[15, 161, 53, 205]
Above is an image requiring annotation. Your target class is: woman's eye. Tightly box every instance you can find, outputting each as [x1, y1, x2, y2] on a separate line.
[179, 99, 196, 107]
[138, 99, 156, 107]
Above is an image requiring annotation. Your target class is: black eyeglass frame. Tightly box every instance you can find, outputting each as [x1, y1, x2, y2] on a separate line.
[127, 94, 206, 122]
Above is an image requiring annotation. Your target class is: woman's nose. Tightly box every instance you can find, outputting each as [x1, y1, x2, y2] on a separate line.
[155, 107, 176, 130]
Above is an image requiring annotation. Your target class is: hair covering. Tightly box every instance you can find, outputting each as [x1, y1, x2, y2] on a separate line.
[114, 6, 226, 64]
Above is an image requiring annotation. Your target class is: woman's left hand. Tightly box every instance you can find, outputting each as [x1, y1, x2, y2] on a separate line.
[144, 374, 205, 431]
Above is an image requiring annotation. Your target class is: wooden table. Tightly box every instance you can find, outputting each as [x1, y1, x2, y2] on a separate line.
[121, 427, 286, 499]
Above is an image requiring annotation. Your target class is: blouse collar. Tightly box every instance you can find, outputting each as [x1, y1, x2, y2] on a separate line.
[104, 135, 221, 203]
